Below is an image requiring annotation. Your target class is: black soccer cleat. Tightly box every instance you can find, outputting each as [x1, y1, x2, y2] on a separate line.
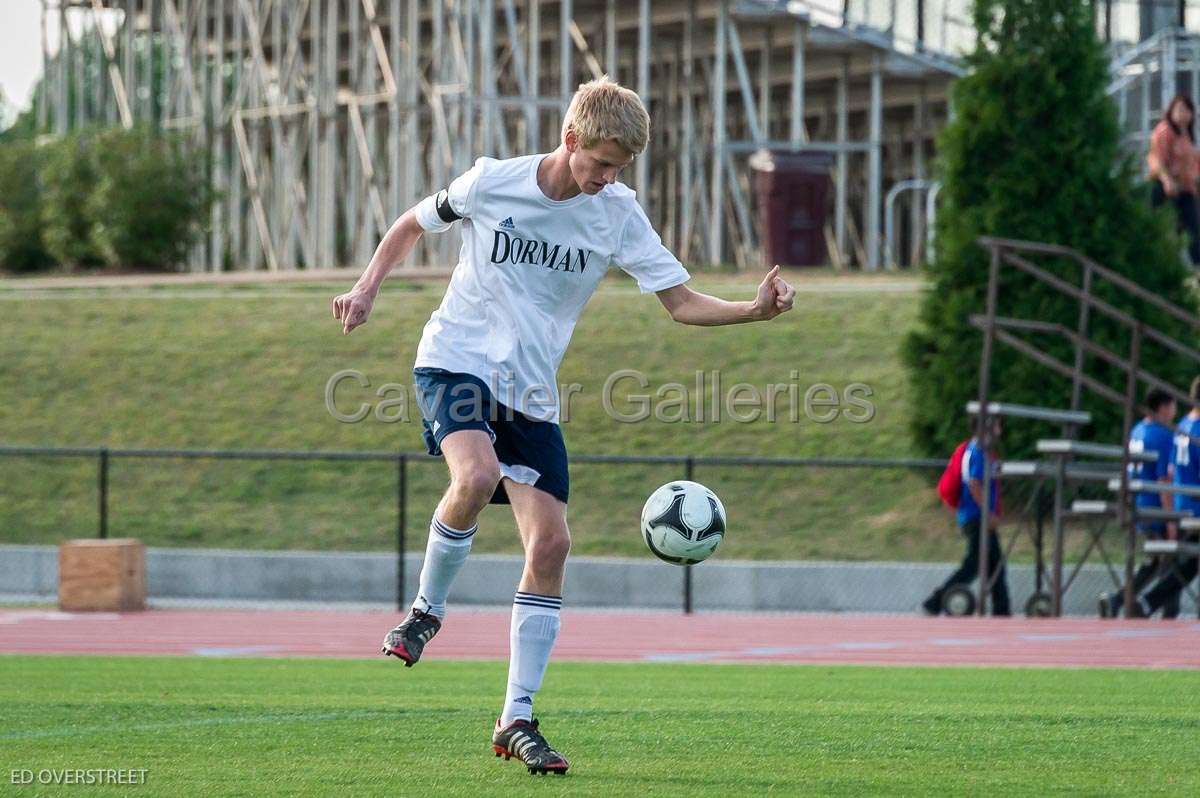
[492, 718, 570, 775]
[380, 609, 441, 667]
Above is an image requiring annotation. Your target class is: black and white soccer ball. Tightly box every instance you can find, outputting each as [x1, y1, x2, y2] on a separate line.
[640, 480, 727, 566]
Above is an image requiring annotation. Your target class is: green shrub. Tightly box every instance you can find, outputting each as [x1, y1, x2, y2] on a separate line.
[40, 129, 104, 269]
[86, 126, 211, 270]
[0, 139, 52, 272]
[28, 126, 211, 272]
[903, 0, 1199, 458]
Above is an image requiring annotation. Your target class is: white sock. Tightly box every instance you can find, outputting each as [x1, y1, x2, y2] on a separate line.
[499, 592, 562, 726]
[411, 515, 476, 619]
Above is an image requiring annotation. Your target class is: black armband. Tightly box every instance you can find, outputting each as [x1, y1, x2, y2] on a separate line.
[435, 189, 462, 223]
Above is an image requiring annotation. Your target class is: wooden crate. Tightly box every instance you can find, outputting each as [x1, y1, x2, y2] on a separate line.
[58, 539, 146, 612]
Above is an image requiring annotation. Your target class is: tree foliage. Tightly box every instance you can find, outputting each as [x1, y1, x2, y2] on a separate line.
[904, 0, 1199, 457]
[0, 139, 52, 272]
[0, 126, 210, 273]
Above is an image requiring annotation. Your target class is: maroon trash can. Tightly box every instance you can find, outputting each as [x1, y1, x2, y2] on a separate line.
[750, 149, 834, 267]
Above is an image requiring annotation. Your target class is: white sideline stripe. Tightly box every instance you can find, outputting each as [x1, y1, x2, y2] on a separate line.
[0, 611, 121, 625]
[0, 708, 394, 741]
[191, 645, 287, 656]
[642, 627, 1198, 663]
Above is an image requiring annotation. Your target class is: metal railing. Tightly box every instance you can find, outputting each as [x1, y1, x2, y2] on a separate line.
[884, 178, 940, 269]
[972, 236, 1200, 617]
[0, 444, 943, 614]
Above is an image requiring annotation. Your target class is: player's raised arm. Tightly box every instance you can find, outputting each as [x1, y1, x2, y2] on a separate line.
[655, 265, 796, 326]
[613, 192, 794, 326]
[333, 160, 484, 335]
[332, 208, 425, 335]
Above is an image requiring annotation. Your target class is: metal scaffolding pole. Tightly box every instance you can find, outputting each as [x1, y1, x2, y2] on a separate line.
[388, 0, 402, 218]
[605, 0, 616, 76]
[529, 0, 541, 149]
[308, 0, 323, 266]
[710, 0, 727, 266]
[211, 0, 226, 270]
[560, 0, 573, 109]
[636, 0, 649, 203]
[679, 0, 695, 263]
[230, 1, 244, 268]
[790, 18, 806, 146]
[481, 0, 495, 156]
[73, 8, 84, 129]
[55, 2, 68, 135]
[345, 0, 361, 267]
[867, 52, 882, 271]
[835, 56, 849, 263]
[318, 0, 337, 267]
[404, 0, 418, 209]
[910, 84, 926, 266]
[759, 25, 770, 137]
[38, 2, 49, 133]
[123, 0, 135, 127]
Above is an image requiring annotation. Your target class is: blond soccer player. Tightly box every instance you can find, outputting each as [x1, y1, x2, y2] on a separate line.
[332, 76, 795, 775]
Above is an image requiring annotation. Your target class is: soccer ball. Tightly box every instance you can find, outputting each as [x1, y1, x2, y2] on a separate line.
[640, 480, 727, 565]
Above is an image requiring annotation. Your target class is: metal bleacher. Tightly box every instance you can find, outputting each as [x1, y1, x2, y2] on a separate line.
[962, 237, 1200, 618]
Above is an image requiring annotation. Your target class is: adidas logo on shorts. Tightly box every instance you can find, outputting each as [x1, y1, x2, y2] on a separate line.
[499, 216, 516, 230]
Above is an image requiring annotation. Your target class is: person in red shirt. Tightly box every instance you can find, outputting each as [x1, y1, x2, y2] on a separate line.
[1148, 94, 1200, 265]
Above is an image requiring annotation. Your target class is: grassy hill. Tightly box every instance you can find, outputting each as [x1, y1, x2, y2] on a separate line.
[0, 272, 977, 561]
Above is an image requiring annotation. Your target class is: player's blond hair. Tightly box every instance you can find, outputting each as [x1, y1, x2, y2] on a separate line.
[561, 76, 649, 155]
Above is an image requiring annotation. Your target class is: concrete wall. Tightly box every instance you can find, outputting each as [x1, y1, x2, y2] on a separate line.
[1, 544, 1195, 616]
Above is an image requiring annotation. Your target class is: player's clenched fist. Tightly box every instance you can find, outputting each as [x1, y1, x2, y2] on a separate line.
[332, 289, 375, 335]
[750, 264, 796, 321]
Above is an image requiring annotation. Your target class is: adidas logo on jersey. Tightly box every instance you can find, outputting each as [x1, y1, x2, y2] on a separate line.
[499, 216, 516, 230]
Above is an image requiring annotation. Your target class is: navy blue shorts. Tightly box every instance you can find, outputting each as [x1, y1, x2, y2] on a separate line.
[413, 367, 569, 505]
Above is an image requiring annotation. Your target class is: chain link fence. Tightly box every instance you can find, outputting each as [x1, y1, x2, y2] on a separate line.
[1, 445, 1195, 616]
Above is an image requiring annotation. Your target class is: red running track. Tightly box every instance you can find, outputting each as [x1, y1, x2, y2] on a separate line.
[1, 608, 1198, 669]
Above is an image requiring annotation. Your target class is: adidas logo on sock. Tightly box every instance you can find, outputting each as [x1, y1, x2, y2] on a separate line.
[515, 696, 533, 705]
[499, 216, 515, 230]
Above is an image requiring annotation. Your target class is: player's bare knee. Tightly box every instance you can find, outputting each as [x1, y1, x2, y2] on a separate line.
[528, 530, 571, 573]
[451, 465, 501, 505]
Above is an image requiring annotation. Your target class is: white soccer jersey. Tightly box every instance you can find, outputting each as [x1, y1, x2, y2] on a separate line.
[412, 153, 690, 423]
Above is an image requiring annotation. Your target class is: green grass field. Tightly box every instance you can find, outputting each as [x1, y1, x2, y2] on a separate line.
[0, 273, 1121, 563]
[1, 655, 1196, 795]
[29, 272, 1149, 569]
[0, 273, 973, 562]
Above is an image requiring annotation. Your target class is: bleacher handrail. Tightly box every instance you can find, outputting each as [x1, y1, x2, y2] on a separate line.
[1036, 439, 1157, 461]
[965, 400, 1091, 425]
[977, 236, 1200, 331]
[971, 235, 1200, 618]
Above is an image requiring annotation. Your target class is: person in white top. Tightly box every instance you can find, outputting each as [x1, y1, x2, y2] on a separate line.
[332, 76, 795, 774]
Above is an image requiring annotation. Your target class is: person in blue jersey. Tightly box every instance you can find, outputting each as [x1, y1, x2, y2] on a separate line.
[1099, 388, 1178, 618]
[1136, 379, 1200, 618]
[923, 416, 1011, 616]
